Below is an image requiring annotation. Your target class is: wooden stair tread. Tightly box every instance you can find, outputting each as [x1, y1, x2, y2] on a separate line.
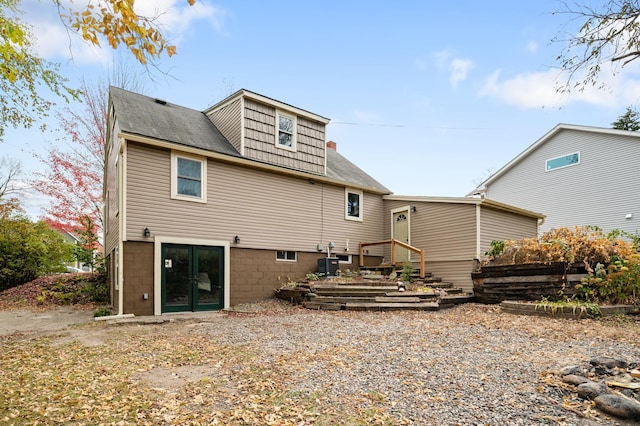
[344, 301, 439, 311]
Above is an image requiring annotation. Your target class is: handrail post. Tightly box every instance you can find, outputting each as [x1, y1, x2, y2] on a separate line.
[390, 240, 396, 265]
[359, 243, 364, 267]
[419, 249, 425, 278]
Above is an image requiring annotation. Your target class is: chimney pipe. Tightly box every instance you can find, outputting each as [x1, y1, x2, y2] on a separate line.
[326, 141, 337, 151]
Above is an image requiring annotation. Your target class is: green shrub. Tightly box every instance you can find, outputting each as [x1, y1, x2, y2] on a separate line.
[0, 207, 74, 290]
[93, 307, 113, 317]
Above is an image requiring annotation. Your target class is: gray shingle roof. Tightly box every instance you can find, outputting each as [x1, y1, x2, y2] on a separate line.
[110, 87, 390, 193]
[326, 149, 390, 193]
[109, 86, 240, 157]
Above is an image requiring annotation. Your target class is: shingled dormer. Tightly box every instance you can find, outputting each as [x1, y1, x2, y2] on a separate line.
[204, 90, 330, 175]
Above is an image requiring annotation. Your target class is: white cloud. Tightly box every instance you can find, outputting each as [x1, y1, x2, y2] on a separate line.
[19, 0, 226, 65]
[420, 50, 474, 88]
[478, 64, 640, 109]
[527, 41, 538, 53]
[449, 58, 474, 88]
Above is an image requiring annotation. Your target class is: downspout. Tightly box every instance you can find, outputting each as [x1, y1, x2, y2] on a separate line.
[117, 140, 126, 316]
[476, 204, 482, 259]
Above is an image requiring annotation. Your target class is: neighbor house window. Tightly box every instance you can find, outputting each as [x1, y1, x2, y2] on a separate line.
[345, 188, 363, 221]
[171, 152, 207, 203]
[276, 111, 296, 151]
[546, 152, 580, 171]
[276, 250, 297, 261]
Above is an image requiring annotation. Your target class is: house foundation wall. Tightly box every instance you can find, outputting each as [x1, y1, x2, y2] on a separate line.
[119, 242, 382, 315]
[229, 248, 382, 305]
[122, 241, 154, 316]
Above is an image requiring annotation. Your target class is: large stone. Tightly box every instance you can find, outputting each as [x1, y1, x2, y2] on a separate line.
[594, 394, 640, 420]
[590, 356, 629, 370]
[577, 381, 609, 400]
[562, 374, 589, 386]
[560, 365, 584, 376]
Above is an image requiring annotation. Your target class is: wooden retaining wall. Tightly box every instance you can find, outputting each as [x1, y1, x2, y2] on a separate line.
[472, 262, 588, 304]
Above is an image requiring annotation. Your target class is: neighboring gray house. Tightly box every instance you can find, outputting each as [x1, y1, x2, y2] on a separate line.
[469, 124, 640, 234]
[104, 87, 543, 316]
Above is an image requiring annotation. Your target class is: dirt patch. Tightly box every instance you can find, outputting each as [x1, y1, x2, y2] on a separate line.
[0, 306, 95, 336]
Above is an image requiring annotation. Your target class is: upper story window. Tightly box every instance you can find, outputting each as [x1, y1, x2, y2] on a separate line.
[276, 110, 296, 151]
[546, 152, 580, 171]
[171, 152, 207, 203]
[345, 188, 363, 221]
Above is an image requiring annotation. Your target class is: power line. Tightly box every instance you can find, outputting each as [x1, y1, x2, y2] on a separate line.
[329, 121, 489, 130]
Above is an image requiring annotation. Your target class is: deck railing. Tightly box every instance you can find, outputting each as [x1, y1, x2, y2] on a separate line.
[359, 239, 425, 278]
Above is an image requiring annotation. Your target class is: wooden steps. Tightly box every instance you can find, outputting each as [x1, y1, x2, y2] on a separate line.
[298, 282, 473, 311]
[276, 263, 475, 311]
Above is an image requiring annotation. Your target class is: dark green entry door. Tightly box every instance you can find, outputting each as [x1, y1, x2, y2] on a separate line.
[162, 244, 224, 312]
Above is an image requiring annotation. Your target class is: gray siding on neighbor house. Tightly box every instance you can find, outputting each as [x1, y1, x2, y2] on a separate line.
[243, 99, 326, 174]
[124, 142, 386, 255]
[206, 98, 242, 153]
[484, 128, 640, 234]
[479, 206, 538, 254]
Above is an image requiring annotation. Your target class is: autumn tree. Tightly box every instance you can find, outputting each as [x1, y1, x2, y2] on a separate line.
[0, 0, 195, 139]
[554, 0, 640, 92]
[32, 64, 145, 235]
[612, 106, 640, 131]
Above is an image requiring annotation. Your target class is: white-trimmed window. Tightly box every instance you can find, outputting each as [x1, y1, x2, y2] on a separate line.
[276, 110, 296, 151]
[336, 254, 352, 264]
[345, 188, 363, 221]
[171, 152, 207, 203]
[276, 250, 297, 261]
[546, 152, 580, 171]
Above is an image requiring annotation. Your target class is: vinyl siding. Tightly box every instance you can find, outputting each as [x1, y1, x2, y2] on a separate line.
[479, 206, 538, 254]
[206, 98, 242, 153]
[104, 118, 121, 254]
[384, 200, 477, 262]
[125, 142, 385, 255]
[243, 99, 325, 174]
[485, 128, 640, 234]
[427, 260, 475, 293]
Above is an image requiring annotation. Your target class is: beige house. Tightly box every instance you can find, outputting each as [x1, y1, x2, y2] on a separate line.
[104, 87, 543, 316]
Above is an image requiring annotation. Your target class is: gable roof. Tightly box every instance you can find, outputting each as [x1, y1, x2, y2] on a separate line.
[109, 87, 390, 194]
[205, 89, 331, 124]
[468, 123, 640, 196]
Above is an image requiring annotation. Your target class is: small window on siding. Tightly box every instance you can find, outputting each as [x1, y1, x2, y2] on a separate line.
[336, 254, 352, 264]
[171, 152, 207, 203]
[276, 111, 296, 151]
[546, 152, 580, 171]
[345, 188, 363, 221]
[276, 250, 297, 261]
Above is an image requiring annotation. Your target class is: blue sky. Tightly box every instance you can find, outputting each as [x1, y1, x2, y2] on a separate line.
[5, 0, 640, 217]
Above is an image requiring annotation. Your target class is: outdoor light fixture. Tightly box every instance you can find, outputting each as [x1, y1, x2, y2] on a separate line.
[411, 206, 417, 213]
[234, 235, 240, 244]
[143, 227, 150, 237]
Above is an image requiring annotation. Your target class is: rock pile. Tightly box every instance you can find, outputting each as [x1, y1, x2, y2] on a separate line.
[560, 356, 640, 421]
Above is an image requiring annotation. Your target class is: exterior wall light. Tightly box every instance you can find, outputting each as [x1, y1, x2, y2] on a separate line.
[143, 227, 151, 237]
[234, 235, 240, 244]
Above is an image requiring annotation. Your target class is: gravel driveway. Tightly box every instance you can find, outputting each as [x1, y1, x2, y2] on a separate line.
[2, 302, 638, 425]
[194, 303, 639, 425]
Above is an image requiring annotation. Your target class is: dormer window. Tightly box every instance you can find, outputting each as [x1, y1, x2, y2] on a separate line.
[276, 110, 296, 151]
